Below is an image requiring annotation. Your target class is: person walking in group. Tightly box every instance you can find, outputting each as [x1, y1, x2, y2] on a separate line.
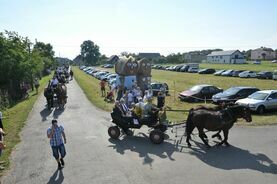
[47, 119, 67, 170]
[99, 80, 106, 97]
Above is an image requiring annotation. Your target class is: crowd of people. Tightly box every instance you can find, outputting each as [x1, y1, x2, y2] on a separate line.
[103, 81, 167, 128]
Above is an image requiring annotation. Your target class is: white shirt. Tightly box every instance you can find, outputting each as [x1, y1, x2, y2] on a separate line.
[127, 92, 133, 102]
[0, 111, 2, 120]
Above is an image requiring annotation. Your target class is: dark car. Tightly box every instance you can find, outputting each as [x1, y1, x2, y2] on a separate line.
[179, 84, 223, 102]
[232, 70, 245, 77]
[175, 65, 185, 72]
[257, 71, 273, 79]
[180, 65, 189, 72]
[212, 86, 260, 104]
[151, 82, 169, 96]
[198, 68, 215, 74]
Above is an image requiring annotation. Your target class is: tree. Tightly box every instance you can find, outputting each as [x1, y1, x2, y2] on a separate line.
[0, 31, 53, 103]
[33, 42, 55, 72]
[261, 53, 266, 60]
[80, 40, 100, 65]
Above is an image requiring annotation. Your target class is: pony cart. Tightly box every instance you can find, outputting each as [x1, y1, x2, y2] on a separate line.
[44, 83, 67, 110]
[108, 104, 252, 147]
[108, 109, 168, 144]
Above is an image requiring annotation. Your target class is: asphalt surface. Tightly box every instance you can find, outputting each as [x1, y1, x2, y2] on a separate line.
[2, 79, 277, 184]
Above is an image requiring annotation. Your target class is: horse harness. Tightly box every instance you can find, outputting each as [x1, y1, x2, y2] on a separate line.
[219, 108, 237, 125]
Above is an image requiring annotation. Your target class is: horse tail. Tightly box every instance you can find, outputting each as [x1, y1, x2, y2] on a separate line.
[185, 108, 194, 136]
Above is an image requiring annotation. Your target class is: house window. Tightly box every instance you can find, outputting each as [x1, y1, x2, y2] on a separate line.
[220, 56, 223, 59]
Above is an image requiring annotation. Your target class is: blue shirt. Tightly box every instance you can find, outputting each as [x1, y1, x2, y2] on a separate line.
[47, 126, 64, 147]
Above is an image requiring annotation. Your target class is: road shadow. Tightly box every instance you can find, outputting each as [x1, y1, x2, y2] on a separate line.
[47, 169, 64, 184]
[108, 133, 178, 167]
[187, 141, 277, 174]
[53, 107, 65, 119]
[40, 106, 53, 121]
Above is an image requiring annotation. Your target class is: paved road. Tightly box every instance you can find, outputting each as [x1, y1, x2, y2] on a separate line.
[2, 79, 277, 184]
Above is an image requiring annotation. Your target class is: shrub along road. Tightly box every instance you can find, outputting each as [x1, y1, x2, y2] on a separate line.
[1, 78, 277, 184]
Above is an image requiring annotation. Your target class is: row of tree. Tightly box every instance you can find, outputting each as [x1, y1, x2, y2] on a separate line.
[73, 40, 277, 66]
[0, 31, 56, 108]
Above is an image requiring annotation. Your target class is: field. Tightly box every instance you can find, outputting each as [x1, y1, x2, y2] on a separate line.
[73, 63, 277, 126]
[200, 61, 276, 72]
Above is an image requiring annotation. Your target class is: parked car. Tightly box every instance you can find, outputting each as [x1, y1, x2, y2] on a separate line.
[239, 71, 257, 78]
[179, 84, 223, 102]
[232, 70, 245, 77]
[187, 67, 199, 73]
[236, 90, 277, 114]
[102, 64, 114, 68]
[100, 73, 113, 81]
[166, 66, 175, 71]
[272, 60, 277, 63]
[79, 65, 86, 70]
[107, 74, 118, 81]
[212, 86, 259, 104]
[221, 70, 234, 76]
[273, 70, 277, 80]
[198, 68, 215, 74]
[252, 60, 261, 65]
[151, 82, 169, 96]
[257, 71, 273, 79]
[175, 65, 185, 72]
[180, 65, 189, 72]
[83, 67, 93, 72]
[214, 70, 226, 76]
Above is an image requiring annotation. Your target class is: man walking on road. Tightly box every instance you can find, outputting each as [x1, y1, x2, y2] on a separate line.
[47, 119, 67, 170]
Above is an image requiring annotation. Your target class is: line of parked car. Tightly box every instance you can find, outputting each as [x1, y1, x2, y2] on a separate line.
[178, 84, 277, 114]
[79, 66, 118, 86]
[79, 65, 170, 96]
[79, 65, 277, 114]
[152, 64, 277, 80]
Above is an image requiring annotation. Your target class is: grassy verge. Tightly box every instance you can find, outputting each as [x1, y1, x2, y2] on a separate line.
[74, 66, 277, 126]
[73, 67, 114, 111]
[0, 74, 52, 176]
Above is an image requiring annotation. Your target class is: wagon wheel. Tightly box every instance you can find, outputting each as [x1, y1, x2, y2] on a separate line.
[150, 130, 164, 144]
[108, 126, 120, 139]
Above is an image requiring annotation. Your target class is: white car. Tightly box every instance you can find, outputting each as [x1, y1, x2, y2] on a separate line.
[236, 90, 277, 114]
[239, 71, 257, 78]
[187, 67, 199, 73]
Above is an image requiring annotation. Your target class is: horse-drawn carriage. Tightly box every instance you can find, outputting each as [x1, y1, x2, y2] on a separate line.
[44, 83, 67, 110]
[108, 104, 252, 147]
[108, 108, 168, 144]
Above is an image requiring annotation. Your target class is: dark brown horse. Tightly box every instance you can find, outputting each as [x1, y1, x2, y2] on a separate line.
[56, 83, 67, 108]
[186, 105, 252, 148]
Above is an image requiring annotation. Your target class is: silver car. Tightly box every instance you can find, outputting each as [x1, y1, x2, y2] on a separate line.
[236, 90, 277, 114]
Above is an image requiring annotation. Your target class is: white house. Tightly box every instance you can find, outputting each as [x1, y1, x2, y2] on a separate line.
[207, 50, 245, 64]
[251, 47, 277, 60]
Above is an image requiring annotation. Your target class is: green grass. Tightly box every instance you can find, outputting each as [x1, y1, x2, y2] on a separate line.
[74, 66, 277, 126]
[0, 74, 52, 176]
[200, 61, 276, 72]
[73, 67, 114, 111]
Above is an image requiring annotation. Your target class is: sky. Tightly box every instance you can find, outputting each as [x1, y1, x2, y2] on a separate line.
[1, 0, 277, 59]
